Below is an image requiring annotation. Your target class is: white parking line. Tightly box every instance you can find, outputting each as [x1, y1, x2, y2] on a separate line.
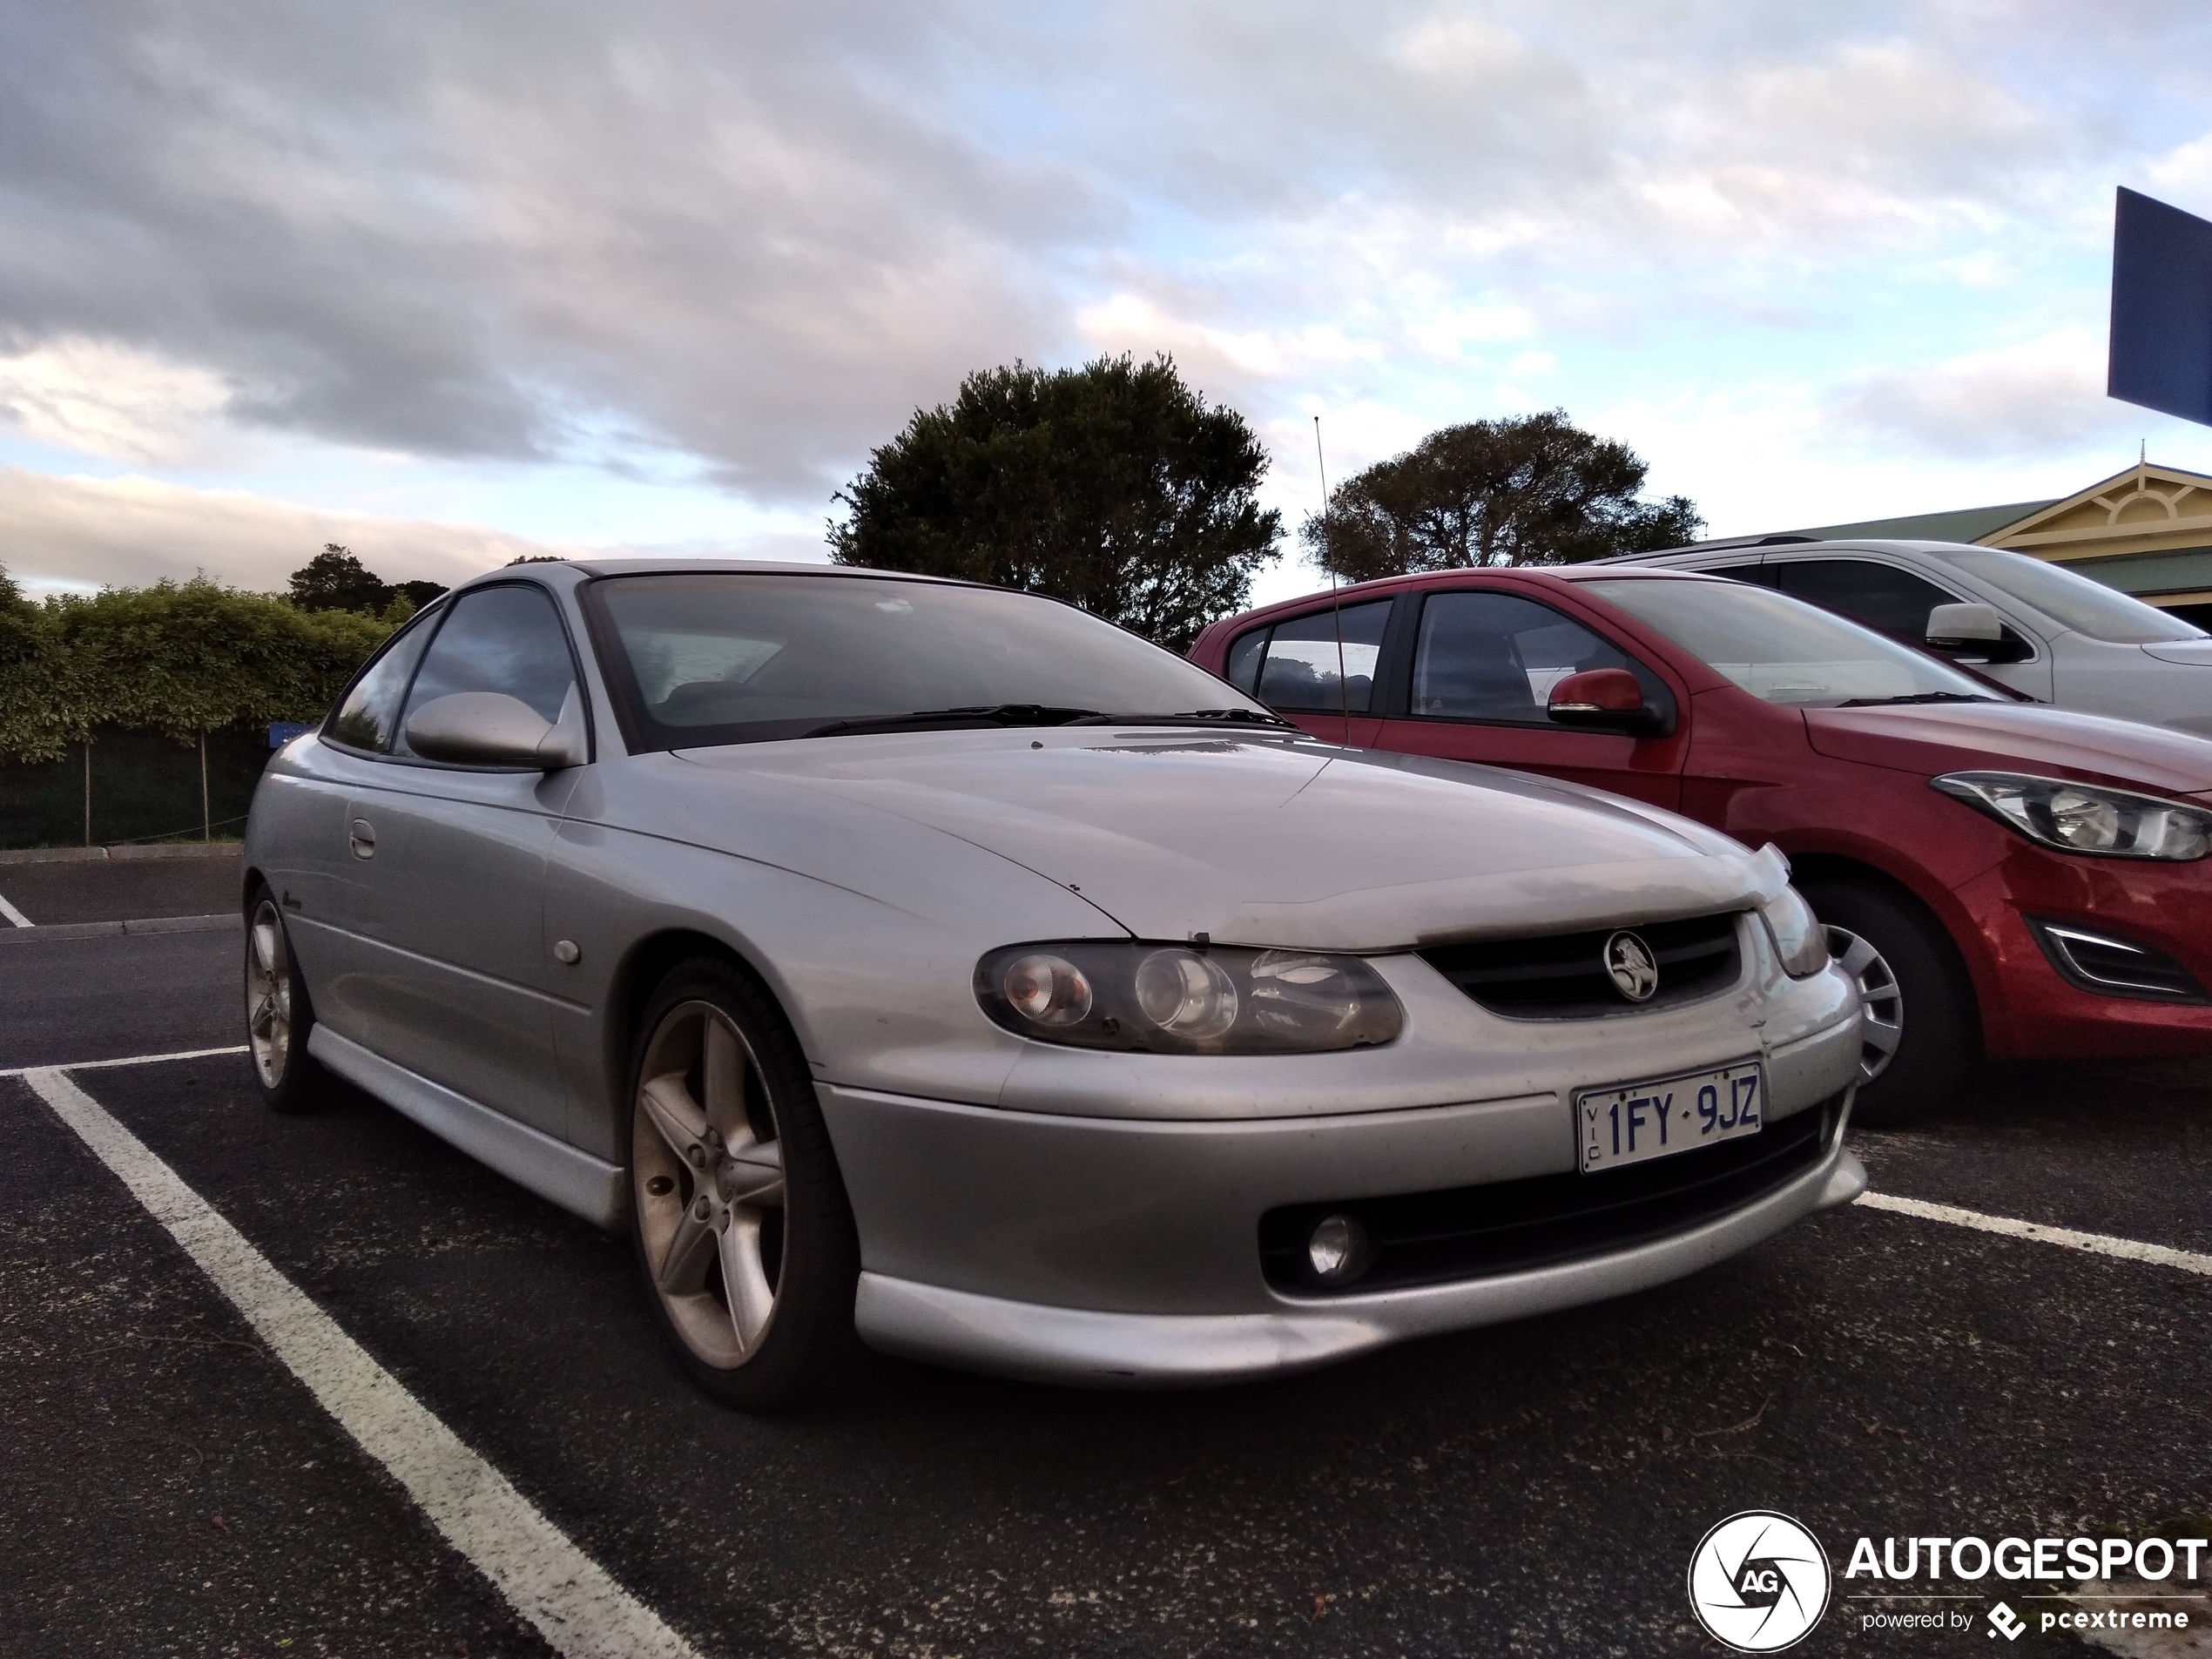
[18, 1066, 703, 1659]
[0, 1043, 247, 1080]
[1857, 1190, 2212, 1278]
[0, 891, 31, 927]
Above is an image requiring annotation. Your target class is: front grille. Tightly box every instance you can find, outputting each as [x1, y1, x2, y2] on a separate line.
[2027, 917, 2209, 1004]
[1420, 913, 1743, 1018]
[1259, 1096, 1841, 1296]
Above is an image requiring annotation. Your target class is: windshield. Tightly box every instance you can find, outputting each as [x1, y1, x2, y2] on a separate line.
[1583, 577, 2002, 707]
[585, 571, 1269, 748]
[1944, 548, 2205, 644]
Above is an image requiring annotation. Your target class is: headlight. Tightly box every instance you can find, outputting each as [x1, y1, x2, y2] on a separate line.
[1757, 886, 1831, 979]
[976, 942, 1404, 1054]
[1931, 772, 2212, 861]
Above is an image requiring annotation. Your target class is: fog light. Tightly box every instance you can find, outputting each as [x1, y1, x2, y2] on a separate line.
[1307, 1213, 1372, 1284]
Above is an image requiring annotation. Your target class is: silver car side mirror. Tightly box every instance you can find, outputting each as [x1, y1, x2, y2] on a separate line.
[406, 690, 586, 769]
[1925, 602, 2002, 646]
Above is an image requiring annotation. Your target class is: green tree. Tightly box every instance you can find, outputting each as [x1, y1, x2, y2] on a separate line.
[289, 543, 393, 613]
[0, 569, 394, 763]
[1302, 411, 1703, 580]
[830, 354, 1281, 651]
[0, 566, 79, 763]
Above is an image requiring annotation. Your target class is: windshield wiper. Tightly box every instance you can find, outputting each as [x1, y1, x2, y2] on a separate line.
[799, 704, 1104, 738]
[1064, 707, 1301, 730]
[1836, 692, 2000, 707]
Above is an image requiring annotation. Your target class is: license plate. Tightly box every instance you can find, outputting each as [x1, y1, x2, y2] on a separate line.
[1576, 1062, 1763, 1174]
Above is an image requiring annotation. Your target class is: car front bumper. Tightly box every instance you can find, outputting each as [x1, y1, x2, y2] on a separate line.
[820, 986, 1865, 1386]
[1954, 845, 2212, 1061]
[849, 1143, 1864, 1386]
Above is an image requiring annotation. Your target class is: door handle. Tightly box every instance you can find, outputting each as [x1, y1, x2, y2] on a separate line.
[348, 818, 377, 860]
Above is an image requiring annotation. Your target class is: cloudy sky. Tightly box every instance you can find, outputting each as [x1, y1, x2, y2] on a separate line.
[5, 0, 2212, 605]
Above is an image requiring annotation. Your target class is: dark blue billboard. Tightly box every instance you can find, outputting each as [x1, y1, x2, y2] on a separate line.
[2109, 186, 2212, 428]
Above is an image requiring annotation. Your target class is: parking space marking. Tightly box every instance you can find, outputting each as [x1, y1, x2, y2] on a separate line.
[0, 890, 31, 927]
[17, 1065, 705, 1659]
[1858, 1190, 2212, 1278]
[0, 1043, 247, 1080]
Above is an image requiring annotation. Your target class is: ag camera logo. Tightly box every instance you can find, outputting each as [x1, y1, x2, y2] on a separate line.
[1689, 1511, 1832, 1652]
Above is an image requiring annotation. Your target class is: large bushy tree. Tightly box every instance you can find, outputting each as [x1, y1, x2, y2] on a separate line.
[830, 354, 1280, 651]
[1302, 411, 1703, 580]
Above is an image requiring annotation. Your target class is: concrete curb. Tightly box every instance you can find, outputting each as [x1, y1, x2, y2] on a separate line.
[0, 912, 242, 944]
[0, 843, 244, 865]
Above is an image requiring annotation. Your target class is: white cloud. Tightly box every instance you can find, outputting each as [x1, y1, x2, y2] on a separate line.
[1828, 327, 2133, 461]
[0, 466, 580, 596]
[1, 0, 2208, 597]
[2145, 132, 2212, 209]
[0, 339, 239, 465]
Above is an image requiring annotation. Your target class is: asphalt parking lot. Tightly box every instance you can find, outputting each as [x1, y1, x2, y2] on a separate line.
[3, 854, 2208, 1657]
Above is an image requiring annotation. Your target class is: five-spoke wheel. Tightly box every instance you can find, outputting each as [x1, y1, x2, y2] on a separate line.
[632, 999, 788, 1366]
[626, 958, 860, 1408]
[244, 886, 320, 1111]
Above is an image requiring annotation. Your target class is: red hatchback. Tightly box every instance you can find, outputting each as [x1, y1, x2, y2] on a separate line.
[1191, 568, 2212, 1123]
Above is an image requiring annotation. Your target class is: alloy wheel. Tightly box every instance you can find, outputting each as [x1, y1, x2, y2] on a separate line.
[631, 1000, 787, 1369]
[246, 899, 293, 1089]
[1827, 924, 1903, 1084]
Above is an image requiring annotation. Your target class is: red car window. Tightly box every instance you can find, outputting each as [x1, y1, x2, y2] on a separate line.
[1412, 590, 1641, 725]
[1226, 598, 1393, 713]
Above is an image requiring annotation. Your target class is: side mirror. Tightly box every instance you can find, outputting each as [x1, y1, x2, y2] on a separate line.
[1925, 603, 2002, 647]
[1547, 668, 1667, 736]
[406, 691, 585, 769]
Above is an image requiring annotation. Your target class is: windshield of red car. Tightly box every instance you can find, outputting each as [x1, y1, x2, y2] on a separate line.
[1582, 577, 2001, 707]
[584, 571, 1270, 748]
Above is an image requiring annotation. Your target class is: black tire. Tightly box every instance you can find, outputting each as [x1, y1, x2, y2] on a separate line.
[244, 883, 323, 1113]
[1798, 875, 1976, 1128]
[624, 955, 860, 1410]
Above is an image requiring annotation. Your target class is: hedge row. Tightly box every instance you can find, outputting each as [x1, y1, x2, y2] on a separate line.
[0, 569, 399, 764]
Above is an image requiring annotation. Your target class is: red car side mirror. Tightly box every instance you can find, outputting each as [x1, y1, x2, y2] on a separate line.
[1548, 668, 1666, 736]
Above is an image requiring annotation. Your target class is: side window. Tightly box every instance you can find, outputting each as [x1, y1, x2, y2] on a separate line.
[327, 608, 441, 754]
[1224, 628, 1267, 697]
[398, 585, 577, 754]
[1233, 600, 1392, 712]
[1773, 559, 1961, 640]
[1412, 590, 1654, 724]
[1695, 560, 1770, 585]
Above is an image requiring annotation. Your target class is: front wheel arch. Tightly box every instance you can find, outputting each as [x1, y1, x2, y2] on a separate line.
[1788, 858, 1980, 1125]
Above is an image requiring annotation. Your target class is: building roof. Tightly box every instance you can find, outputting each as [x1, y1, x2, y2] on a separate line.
[1778, 500, 2059, 544]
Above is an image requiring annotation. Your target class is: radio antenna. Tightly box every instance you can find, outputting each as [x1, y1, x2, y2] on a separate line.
[1314, 415, 1350, 735]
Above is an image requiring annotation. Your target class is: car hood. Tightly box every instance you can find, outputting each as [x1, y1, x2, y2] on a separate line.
[678, 728, 1782, 952]
[1803, 702, 2212, 798]
[2141, 637, 2212, 667]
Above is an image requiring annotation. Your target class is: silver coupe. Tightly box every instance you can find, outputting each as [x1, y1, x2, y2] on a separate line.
[243, 560, 1865, 1406]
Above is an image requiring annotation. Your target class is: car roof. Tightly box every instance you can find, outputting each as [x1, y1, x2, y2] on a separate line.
[443, 556, 988, 601]
[1211, 563, 1731, 630]
[562, 556, 962, 583]
[1595, 537, 1990, 564]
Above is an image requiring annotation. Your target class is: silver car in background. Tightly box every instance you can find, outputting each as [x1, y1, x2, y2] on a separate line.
[1600, 538, 2212, 735]
[243, 560, 1865, 1407]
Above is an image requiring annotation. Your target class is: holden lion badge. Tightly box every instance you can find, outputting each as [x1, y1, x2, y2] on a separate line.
[1603, 928, 1659, 1002]
[1687, 1511, 1831, 1652]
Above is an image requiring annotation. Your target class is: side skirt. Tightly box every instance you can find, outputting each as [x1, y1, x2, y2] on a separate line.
[307, 1027, 624, 1230]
